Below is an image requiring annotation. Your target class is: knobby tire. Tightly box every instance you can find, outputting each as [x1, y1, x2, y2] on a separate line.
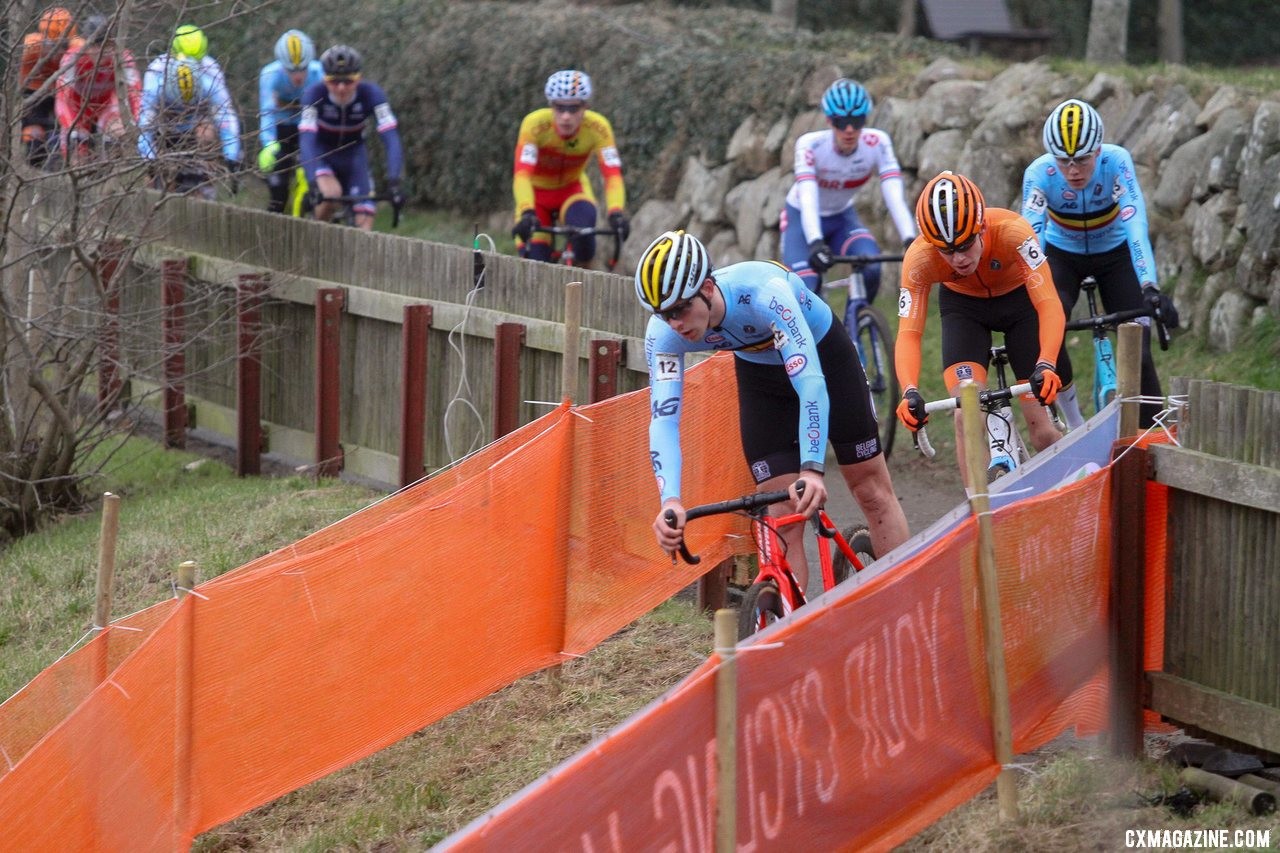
[832, 525, 874, 585]
[737, 581, 785, 641]
[855, 306, 898, 458]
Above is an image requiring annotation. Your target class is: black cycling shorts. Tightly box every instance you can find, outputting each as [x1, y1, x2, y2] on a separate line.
[734, 321, 881, 484]
[938, 285, 1042, 386]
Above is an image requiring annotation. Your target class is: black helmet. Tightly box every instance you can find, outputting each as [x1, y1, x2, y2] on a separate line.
[82, 13, 109, 44]
[320, 44, 362, 76]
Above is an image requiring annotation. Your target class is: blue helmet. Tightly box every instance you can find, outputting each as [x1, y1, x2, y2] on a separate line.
[821, 78, 872, 119]
[274, 29, 314, 71]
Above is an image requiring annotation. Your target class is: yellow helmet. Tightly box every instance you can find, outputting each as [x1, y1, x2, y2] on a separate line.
[171, 24, 207, 60]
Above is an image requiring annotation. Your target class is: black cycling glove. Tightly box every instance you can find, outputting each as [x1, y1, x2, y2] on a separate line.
[1142, 285, 1180, 330]
[808, 239, 834, 274]
[608, 211, 630, 242]
[512, 210, 539, 242]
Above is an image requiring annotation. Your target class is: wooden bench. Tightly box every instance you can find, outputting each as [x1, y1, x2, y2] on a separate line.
[918, 0, 1053, 57]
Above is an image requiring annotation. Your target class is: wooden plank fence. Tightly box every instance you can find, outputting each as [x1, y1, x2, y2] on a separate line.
[1147, 378, 1280, 757]
[42, 190, 654, 487]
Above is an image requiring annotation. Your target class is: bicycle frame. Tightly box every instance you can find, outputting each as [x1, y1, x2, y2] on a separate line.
[1063, 276, 1168, 417]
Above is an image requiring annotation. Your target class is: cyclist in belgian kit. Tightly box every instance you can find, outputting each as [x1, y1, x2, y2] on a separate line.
[636, 230, 909, 589]
[781, 78, 916, 319]
[258, 29, 324, 213]
[897, 172, 1065, 482]
[299, 44, 404, 230]
[1022, 99, 1178, 429]
[511, 69, 628, 265]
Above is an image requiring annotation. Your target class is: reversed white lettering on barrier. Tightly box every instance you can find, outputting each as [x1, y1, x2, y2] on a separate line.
[578, 810, 624, 853]
[651, 743, 714, 853]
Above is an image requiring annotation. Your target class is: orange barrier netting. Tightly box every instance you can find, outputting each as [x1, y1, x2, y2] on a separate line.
[0, 354, 755, 848]
[441, 459, 1174, 851]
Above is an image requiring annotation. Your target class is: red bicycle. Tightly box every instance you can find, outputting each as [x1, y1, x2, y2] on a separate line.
[530, 213, 623, 270]
[668, 482, 874, 640]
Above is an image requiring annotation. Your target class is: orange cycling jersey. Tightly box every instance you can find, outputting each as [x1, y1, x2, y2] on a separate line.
[895, 207, 1064, 389]
[512, 107, 625, 215]
[20, 32, 81, 92]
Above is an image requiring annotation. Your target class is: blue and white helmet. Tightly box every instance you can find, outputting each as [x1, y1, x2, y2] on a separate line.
[545, 69, 592, 102]
[821, 78, 872, 119]
[274, 29, 315, 72]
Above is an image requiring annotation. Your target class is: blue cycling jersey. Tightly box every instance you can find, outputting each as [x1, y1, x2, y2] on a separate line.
[258, 60, 324, 148]
[1021, 143, 1157, 285]
[137, 58, 240, 162]
[645, 260, 834, 502]
[298, 80, 402, 186]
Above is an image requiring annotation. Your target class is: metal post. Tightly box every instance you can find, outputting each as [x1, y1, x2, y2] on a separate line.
[493, 322, 525, 439]
[161, 259, 187, 448]
[588, 339, 622, 403]
[399, 304, 432, 488]
[561, 282, 582, 403]
[315, 288, 345, 476]
[236, 275, 266, 476]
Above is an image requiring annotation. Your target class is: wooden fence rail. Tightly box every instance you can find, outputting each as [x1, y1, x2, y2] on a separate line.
[1147, 378, 1280, 756]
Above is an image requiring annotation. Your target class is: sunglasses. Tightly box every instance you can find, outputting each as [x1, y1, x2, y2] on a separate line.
[551, 102, 584, 114]
[1055, 151, 1096, 168]
[830, 115, 866, 131]
[657, 299, 695, 323]
[937, 236, 978, 256]
[325, 75, 359, 86]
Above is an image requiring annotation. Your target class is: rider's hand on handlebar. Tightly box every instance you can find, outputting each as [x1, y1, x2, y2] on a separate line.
[257, 142, 280, 174]
[512, 209, 539, 242]
[653, 499, 687, 556]
[896, 387, 928, 432]
[225, 157, 241, 195]
[792, 470, 826, 517]
[608, 211, 630, 242]
[807, 239, 834, 274]
[1142, 284, 1180, 330]
[1030, 361, 1062, 406]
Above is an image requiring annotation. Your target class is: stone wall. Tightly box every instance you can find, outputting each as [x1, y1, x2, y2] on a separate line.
[620, 57, 1280, 353]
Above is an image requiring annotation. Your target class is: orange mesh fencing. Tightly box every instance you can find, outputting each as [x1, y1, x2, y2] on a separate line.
[441, 469, 1126, 851]
[0, 354, 755, 848]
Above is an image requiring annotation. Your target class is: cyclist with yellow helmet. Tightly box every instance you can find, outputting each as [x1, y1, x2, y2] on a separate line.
[138, 54, 241, 198]
[258, 29, 324, 213]
[1021, 98, 1178, 429]
[897, 171, 1065, 481]
[143, 24, 240, 177]
[511, 69, 628, 264]
[636, 230, 909, 587]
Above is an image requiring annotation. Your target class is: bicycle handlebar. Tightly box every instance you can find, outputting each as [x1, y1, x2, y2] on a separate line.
[314, 193, 402, 228]
[1064, 280, 1170, 351]
[664, 484, 799, 565]
[914, 383, 1034, 459]
[530, 224, 625, 270]
[830, 253, 906, 269]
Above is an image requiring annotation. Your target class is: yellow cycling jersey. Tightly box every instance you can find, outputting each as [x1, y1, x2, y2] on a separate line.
[512, 107, 625, 215]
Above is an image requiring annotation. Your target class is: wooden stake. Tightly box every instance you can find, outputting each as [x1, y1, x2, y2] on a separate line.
[174, 560, 197, 847]
[714, 609, 737, 853]
[959, 382, 1019, 821]
[93, 493, 121, 684]
[1117, 322, 1143, 438]
[561, 282, 582, 404]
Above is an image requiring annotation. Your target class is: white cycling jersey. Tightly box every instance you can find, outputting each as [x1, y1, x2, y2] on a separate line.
[784, 128, 916, 245]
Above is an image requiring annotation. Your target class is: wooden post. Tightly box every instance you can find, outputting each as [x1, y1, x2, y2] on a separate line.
[92, 493, 121, 684]
[315, 288, 345, 477]
[399, 304, 432, 488]
[493, 322, 525, 439]
[959, 382, 1019, 821]
[697, 561, 730, 613]
[173, 560, 197, 848]
[1109, 441, 1146, 757]
[561, 282, 582, 404]
[160, 259, 187, 448]
[1117, 322, 1143, 438]
[588, 339, 622, 403]
[714, 609, 737, 853]
[236, 275, 266, 476]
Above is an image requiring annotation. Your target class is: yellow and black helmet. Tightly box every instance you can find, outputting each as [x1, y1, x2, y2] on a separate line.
[915, 171, 985, 252]
[634, 230, 712, 313]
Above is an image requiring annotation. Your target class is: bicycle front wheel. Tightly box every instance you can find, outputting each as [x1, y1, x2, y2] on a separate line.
[855, 306, 899, 458]
[832, 525, 874, 585]
[737, 580, 785, 641]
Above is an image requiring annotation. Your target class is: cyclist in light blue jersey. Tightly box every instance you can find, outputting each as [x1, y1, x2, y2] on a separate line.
[1021, 99, 1178, 429]
[258, 29, 324, 213]
[635, 230, 908, 589]
[138, 55, 241, 197]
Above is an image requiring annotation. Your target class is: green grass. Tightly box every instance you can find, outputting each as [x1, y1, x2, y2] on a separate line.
[0, 438, 377, 701]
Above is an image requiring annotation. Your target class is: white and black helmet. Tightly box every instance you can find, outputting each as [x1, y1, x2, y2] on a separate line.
[1043, 99, 1104, 159]
[544, 69, 592, 102]
[635, 231, 713, 313]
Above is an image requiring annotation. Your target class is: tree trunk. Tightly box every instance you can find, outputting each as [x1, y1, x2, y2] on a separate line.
[1158, 0, 1185, 63]
[771, 0, 798, 28]
[1086, 0, 1130, 63]
[898, 0, 917, 38]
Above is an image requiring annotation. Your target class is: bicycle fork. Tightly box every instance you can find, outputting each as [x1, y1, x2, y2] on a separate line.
[752, 516, 804, 612]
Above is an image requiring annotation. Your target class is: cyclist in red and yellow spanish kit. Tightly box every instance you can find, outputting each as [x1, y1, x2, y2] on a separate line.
[511, 69, 628, 265]
[896, 171, 1065, 482]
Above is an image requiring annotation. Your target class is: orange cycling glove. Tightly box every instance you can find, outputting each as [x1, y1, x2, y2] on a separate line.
[896, 387, 927, 432]
[1030, 361, 1061, 406]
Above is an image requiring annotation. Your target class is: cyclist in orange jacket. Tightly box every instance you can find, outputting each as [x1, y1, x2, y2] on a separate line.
[511, 70, 628, 265]
[896, 171, 1065, 481]
[19, 7, 80, 166]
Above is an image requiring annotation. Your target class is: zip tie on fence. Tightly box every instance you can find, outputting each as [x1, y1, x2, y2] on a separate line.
[54, 628, 96, 663]
[558, 651, 586, 659]
[568, 408, 595, 423]
[170, 580, 209, 601]
[1003, 761, 1041, 776]
[106, 678, 131, 700]
[715, 641, 785, 655]
[525, 400, 562, 408]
